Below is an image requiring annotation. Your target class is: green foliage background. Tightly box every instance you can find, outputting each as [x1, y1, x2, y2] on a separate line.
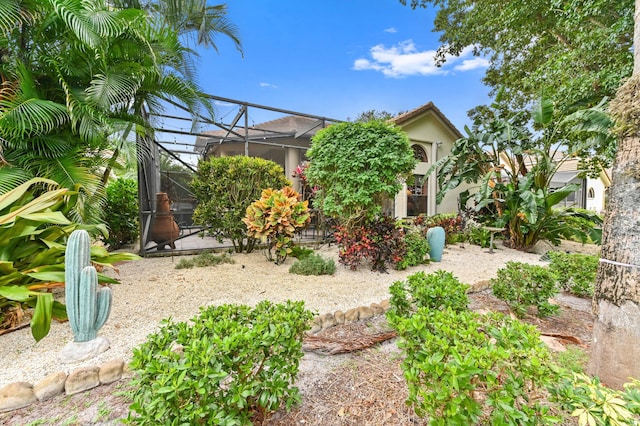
[402, 0, 632, 114]
[306, 120, 416, 227]
[191, 156, 290, 253]
[103, 178, 139, 250]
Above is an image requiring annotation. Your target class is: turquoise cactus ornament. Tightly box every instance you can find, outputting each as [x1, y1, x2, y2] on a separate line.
[65, 230, 112, 342]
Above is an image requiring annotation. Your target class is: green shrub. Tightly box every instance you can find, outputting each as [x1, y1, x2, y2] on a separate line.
[243, 187, 311, 264]
[290, 246, 314, 260]
[128, 300, 313, 425]
[387, 270, 469, 323]
[551, 346, 589, 374]
[288, 254, 336, 276]
[491, 261, 559, 318]
[396, 231, 429, 270]
[547, 251, 598, 298]
[174, 258, 194, 269]
[466, 225, 493, 248]
[174, 252, 234, 269]
[306, 120, 416, 226]
[103, 178, 139, 250]
[391, 308, 559, 425]
[191, 156, 290, 253]
[561, 208, 603, 244]
[550, 373, 640, 426]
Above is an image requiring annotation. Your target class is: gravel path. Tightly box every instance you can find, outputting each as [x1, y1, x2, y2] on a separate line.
[1, 242, 557, 388]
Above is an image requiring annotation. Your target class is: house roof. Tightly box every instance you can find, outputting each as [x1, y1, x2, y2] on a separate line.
[195, 115, 334, 154]
[391, 101, 463, 139]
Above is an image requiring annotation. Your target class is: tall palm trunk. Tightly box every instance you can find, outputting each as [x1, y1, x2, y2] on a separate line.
[589, 136, 640, 389]
[588, 0, 640, 389]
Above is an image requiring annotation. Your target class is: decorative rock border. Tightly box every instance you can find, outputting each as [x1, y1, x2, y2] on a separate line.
[308, 299, 391, 334]
[306, 279, 493, 335]
[0, 358, 131, 413]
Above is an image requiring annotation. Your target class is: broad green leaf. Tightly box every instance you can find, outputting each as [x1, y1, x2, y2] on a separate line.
[0, 261, 16, 275]
[31, 293, 53, 342]
[545, 184, 580, 208]
[52, 300, 68, 321]
[18, 211, 71, 225]
[0, 178, 59, 212]
[532, 98, 554, 126]
[0, 188, 68, 225]
[27, 271, 65, 282]
[0, 285, 31, 301]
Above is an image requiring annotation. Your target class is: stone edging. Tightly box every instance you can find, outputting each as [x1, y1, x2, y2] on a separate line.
[0, 358, 132, 413]
[307, 280, 492, 335]
[308, 299, 391, 334]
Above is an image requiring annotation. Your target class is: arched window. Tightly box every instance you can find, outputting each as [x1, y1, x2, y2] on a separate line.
[412, 144, 428, 163]
[587, 187, 595, 199]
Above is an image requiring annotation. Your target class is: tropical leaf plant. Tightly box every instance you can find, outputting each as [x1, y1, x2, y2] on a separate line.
[243, 187, 311, 264]
[0, 178, 139, 342]
[428, 94, 609, 250]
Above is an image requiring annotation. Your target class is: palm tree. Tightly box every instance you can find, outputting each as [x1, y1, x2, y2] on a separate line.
[111, 0, 242, 55]
[0, 0, 241, 220]
[588, 0, 640, 390]
[98, 0, 243, 184]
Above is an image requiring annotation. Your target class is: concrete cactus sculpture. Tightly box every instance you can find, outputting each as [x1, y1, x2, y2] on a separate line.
[65, 229, 112, 342]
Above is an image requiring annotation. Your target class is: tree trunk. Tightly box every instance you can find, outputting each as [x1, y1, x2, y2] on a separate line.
[589, 135, 640, 389]
[589, 0, 640, 390]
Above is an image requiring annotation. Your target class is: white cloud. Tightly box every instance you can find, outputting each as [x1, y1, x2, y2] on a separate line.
[353, 40, 488, 78]
[454, 57, 490, 71]
[384, 27, 397, 33]
[260, 82, 278, 88]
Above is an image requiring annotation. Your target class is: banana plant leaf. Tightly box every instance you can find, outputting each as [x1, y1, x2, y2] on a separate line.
[30, 293, 53, 342]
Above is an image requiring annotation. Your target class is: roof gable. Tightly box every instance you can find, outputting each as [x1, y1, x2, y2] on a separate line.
[392, 102, 463, 139]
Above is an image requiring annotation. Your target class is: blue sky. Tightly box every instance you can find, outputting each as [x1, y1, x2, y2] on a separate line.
[186, 1, 492, 132]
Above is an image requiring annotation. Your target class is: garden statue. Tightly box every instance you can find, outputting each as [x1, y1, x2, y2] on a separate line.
[60, 230, 111, 362]
[427, 226, 446, 262]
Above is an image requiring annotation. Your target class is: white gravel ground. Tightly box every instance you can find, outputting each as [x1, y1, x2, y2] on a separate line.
[1, 242, 559, 388]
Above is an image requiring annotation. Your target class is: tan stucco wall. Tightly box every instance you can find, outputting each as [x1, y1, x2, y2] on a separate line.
[395, 113, 472, 217]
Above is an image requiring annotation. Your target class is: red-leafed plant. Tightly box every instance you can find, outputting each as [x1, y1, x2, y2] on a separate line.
[244, 187, 311, 264]
[413, 213, 465, 244]
[334, 215, 406, 272]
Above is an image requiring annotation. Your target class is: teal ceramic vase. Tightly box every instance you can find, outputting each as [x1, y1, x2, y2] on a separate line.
[427, 226, 445, 262]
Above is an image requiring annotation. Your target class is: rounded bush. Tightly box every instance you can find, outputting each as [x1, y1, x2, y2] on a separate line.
[103, 178, 139, 250]
[128, 300, 313, 424]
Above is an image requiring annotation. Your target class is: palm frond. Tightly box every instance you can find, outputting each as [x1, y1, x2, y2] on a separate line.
[49, 0, 100, 48]
[43, 152, 101, 192]
[0, 167, 33, 194]
[0, 97, 69, 139]
[5, 135, 74, 159]
[84, 1, 138, 39]
[0, 0, 21, 34]
[86, 72, 142, 110]
[0, 0, 38, 34]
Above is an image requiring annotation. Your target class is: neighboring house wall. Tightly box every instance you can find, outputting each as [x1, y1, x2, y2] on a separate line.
[392, 102, 468, 217]
[586, 174, 609, 213]
[554, 158, 610, 213]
